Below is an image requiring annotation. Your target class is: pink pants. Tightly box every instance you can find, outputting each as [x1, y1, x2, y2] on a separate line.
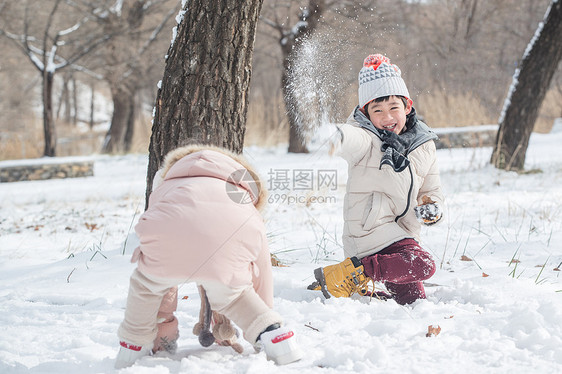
[360, 238, 436, 305]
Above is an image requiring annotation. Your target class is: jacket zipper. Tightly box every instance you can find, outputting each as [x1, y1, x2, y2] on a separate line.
[395, 164, 413, 222]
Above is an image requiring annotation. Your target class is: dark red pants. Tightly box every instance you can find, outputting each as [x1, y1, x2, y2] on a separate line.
[360, 238, 436, 305]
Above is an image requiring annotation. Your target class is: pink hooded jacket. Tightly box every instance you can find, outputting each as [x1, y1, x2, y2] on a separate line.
[132, 145, 272, 305]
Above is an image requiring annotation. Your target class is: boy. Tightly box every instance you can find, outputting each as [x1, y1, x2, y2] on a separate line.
[313, 54, 444, 305]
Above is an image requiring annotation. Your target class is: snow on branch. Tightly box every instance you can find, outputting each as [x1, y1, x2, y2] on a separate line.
[57, 15, 90, 37]
[46, 44, 59, 73]
[0, 30, 45, 71]
[110, 0, 124, 16]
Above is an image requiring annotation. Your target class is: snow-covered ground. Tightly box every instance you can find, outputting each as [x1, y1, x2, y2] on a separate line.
[1, 130, 561, 373]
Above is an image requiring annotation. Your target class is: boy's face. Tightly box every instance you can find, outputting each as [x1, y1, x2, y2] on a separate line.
[366, 96, 412, 135]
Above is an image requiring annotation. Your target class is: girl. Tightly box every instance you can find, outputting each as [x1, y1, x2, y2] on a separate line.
[115, 145, 301, 368]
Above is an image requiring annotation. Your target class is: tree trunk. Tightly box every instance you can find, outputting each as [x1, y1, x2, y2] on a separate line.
[145, 0, 263, 207]
[42, 71, 56, 157]
[90, 81, 95, 130]
[123, 96, 136, 152]
[102, 88, 134, 153]
[282, 0, 325, 153]
[491, 0, 562, 171]
[71, 77, 78, 126]
[56, 76, 69, 122]
[283, 49, 309, 154]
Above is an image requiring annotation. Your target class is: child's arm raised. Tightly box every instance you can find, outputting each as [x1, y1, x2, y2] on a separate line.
[330, 113, 372, 164]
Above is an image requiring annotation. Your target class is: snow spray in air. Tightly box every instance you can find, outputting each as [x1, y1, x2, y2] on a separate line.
[285, 33, 355, 149]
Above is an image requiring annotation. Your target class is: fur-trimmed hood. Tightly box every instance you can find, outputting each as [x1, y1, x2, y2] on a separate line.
[156, 145, 267, 212]
[134, 144, 272, 284]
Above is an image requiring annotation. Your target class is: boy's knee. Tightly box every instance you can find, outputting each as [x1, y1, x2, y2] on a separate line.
[417, 251, 436, 279]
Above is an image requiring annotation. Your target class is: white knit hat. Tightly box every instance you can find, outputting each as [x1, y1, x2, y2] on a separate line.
[358, 54, 411, 109]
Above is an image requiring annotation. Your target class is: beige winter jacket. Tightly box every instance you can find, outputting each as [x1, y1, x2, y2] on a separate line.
[337, 108, 444, 259]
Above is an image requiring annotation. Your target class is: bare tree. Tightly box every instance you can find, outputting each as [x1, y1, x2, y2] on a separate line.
[2, 0, 558, 157]
[0, 0, 110, 156]
[260, 0, 326, 153]
[403, 1, 543, 112]
[491, 0, 562, 171]
[145, 0, 264, 206]
[67, 0, 180, 154]
[55, 71, 77, 124]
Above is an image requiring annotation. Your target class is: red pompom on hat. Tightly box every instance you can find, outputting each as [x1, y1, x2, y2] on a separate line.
[363, 54, 390, 70]
[358, 54, 411, 109]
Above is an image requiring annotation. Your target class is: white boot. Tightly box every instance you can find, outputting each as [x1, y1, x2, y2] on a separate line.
[114, 340, 153, 369]
[259, 326, 303, 365]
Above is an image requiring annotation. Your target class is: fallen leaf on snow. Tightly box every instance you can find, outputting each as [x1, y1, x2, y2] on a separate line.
[426, 325, 441, 337]
[85, 223, 98, 232]
[460, 255, 472, 261]
[482, 272, 489, 277]
[271, 253, 288, 267]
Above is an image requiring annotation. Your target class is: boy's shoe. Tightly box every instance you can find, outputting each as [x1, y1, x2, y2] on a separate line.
[114, 340, 153, 369]
[259, 326, 303, 365]
[313, 257, 370, 298]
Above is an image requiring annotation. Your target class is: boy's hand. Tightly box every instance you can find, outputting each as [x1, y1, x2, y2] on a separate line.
[414, 196, 442, 225]
[309, 124, 343, 155]
[327, 127, 343, 155]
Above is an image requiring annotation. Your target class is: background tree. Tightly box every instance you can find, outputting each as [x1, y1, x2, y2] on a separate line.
[0, 0, 110, 156]
[491, 0, 562, 171]
[1, 0, 560, 160]
[145, 0, 264, 206]
[260, 0, 326, 153]
[74, 0, 179, 154]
